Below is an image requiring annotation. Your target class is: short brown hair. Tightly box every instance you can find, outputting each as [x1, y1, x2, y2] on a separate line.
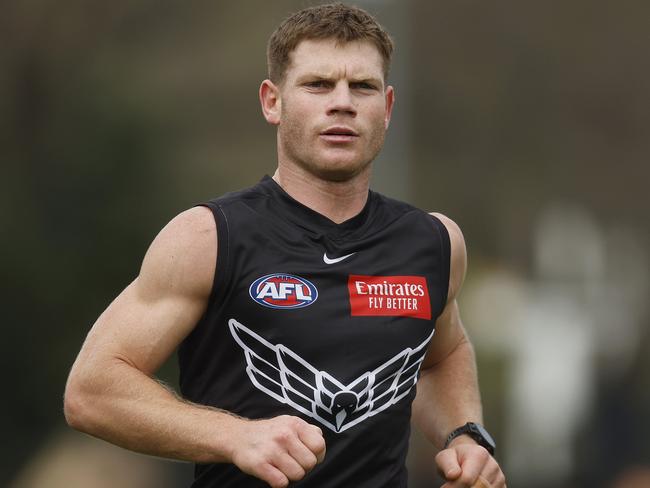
[267, 3, 394, 83]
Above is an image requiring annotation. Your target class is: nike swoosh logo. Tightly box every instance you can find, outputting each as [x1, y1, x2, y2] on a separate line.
[323, 252, 356, 265]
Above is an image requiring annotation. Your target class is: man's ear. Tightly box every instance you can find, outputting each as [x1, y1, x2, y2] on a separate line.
[384, 85, 395, 129]
[259, 79, 281, 125]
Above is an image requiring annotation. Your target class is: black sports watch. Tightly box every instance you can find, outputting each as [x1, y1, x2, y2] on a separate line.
[443, 422, 496, 456]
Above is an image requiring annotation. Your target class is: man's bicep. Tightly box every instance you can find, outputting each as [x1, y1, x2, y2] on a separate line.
[83, 279, 204, 375]
[421, 298, 466, 369]
[76, 206, 217, 376]
[419, 213, 469, 368]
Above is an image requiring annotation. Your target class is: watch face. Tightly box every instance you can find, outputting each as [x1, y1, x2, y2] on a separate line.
[445, 422, 496, 455]
[474, 423, 496, 448]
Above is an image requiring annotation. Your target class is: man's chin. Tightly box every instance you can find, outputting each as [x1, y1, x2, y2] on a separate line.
[310, 162, 370, 183]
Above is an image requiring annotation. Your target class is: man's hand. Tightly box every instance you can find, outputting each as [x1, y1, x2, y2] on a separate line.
[230, 415, 326, 488]
[436, 439, 506, 488]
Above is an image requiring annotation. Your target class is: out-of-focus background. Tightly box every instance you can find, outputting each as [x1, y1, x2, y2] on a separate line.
[3, 0, 649, 486]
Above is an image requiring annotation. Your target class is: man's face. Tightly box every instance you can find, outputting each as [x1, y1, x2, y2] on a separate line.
[264, 39, 394, 182]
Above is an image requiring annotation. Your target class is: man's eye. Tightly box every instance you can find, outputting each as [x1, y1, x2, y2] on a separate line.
[305, 81, 328, 88]
[352, 82, 376, 90]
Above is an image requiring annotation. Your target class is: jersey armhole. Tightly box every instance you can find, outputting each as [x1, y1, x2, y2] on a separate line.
[197, 201, 231, 308]
[429, 214, 451, 311]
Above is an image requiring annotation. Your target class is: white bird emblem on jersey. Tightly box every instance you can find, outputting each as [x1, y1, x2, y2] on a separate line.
[228, 318, 434, 433]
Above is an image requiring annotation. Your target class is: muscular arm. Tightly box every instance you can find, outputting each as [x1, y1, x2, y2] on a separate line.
[412, 213, 480, 446]
[412, 305, 482, 448]
[63, 207, 236, 462]
[64, 207, 325, 487]
[412, 214, 505, 487]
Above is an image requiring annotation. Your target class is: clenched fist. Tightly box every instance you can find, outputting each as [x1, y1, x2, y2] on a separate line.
[229, 415, 326, 488]
[436, 439, 506, 488]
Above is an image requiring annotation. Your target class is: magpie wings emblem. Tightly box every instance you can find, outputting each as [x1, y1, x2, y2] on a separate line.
[229, 318, 434, 433]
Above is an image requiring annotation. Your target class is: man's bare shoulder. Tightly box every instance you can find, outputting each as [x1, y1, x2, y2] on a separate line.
[429, 212, 463, 245]
[429, 212, 467, 302]
[138, 206, 217, 301]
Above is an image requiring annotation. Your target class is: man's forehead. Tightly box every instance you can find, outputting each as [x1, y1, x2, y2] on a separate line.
[287, 39, 384, 79]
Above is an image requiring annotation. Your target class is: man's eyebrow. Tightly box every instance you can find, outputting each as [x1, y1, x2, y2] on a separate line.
[295, 73, 335, 82]
[296, 73, 384, 86]
[350, 76, 383, 85]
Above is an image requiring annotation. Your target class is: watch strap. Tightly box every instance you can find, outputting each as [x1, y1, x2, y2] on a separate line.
[443, 422, 496, 456]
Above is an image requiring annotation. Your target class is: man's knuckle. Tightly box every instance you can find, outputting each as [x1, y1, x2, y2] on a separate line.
[274, 429, 292, 444]
[274, 475, 289, 488]
[287, 466, 306, 481]
[314, 436, 326, 452]
[280, 429, 292, 440]
[459, 472, 474, 485]
[280, 414, 295, 424]
[474, 444, 489, 459]
[304, 453, 318, 470]
[261, 465, 285, 488]
[292, 416, 307, 430]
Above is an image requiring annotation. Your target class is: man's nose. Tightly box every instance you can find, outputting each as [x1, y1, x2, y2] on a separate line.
[327, 83, 357, 117]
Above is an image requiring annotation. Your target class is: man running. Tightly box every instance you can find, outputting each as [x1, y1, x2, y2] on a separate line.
[64, 4, 506, 487]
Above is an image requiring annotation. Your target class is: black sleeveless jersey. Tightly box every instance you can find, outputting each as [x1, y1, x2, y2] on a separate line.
[178, 176, 451, 487]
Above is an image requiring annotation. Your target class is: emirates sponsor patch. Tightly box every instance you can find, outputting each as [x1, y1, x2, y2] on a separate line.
[348, 275, 431, 320]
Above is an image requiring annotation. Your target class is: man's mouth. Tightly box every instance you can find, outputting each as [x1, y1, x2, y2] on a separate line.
[320, 127, 359, 143]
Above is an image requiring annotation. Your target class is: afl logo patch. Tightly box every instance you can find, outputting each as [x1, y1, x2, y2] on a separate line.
[249, 274, 318, 309]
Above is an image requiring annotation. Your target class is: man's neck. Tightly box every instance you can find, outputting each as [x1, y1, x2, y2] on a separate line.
[272, 164, 371, 224]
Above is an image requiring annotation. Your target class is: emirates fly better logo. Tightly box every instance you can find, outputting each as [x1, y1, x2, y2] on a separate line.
[348, 275, 431, 320]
